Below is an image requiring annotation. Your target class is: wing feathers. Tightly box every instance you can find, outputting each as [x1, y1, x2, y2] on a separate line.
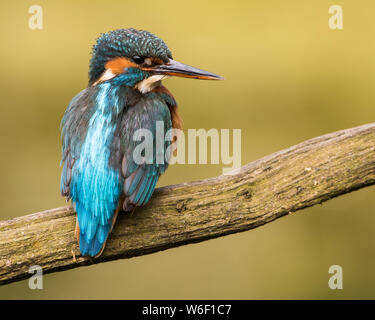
[122, 158, 160, 207]
[60, 85, 175, 257]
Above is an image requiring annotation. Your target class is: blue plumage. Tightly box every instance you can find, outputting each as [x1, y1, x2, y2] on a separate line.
[70, 83, 123, 256]
[60, 28, 221, 257]
[61, 71, 173, 256]
[61, 84, 173, 256]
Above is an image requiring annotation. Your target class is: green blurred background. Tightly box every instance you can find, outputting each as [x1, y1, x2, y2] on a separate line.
[1, 0, 375, 299]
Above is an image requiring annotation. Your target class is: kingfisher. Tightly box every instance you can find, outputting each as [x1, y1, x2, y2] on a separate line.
[60, 28, 223, 257]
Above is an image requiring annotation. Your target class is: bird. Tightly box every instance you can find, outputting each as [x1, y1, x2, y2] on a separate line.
[60, 28, 223, 258]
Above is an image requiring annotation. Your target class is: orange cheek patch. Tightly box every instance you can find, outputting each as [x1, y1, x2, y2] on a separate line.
[105, 57, 138, 74]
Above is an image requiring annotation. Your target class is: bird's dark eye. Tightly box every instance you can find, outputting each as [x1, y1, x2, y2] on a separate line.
[132, 55, 145, 64]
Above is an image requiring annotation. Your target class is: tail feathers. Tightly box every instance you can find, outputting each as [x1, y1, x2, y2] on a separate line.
[77, 203, 121, 257]
[79, 224, 110, 257]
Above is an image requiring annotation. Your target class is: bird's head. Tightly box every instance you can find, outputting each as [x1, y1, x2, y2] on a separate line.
[89, 28, 223, 92]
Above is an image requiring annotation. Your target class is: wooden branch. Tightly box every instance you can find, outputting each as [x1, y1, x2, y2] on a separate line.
[1, 123, 375, 286]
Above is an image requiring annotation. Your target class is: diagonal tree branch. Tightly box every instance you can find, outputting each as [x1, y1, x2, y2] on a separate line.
[1, 123, 375, 286]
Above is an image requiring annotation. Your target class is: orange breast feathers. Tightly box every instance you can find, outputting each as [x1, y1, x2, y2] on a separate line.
[152, 85, 182, 160]
[153, 85, 183, 132]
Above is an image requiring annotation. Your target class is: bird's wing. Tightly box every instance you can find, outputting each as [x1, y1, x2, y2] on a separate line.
[60, 86, 177, 257]
[121, 157, 164, 210]
[118, 92, 175, 211]
[60, 87, 95, 200]
[60, 86, 122, 257]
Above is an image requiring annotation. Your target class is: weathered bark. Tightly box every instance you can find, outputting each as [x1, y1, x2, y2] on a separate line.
[1, 123, 375, 286]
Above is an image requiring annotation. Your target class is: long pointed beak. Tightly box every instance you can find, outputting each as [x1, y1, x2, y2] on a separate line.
[148, 59, 224, 80]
